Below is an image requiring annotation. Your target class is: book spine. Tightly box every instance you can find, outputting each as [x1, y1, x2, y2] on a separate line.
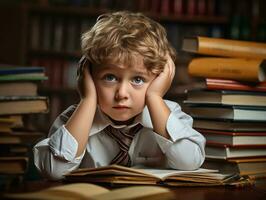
[197, 36, 266, 59]
[188, 58, 265, 82]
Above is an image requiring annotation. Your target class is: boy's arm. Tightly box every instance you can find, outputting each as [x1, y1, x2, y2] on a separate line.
[65, 57, 97, 157]
[146, 55, 175, 139]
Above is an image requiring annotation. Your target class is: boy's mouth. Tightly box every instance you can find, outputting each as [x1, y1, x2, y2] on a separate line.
[113, 105, 130, 109]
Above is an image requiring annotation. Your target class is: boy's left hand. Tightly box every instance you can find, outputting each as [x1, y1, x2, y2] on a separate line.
[146, 55, 175, 98]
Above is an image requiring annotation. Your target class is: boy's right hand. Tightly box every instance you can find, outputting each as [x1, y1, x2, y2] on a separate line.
[77, 56, 97, 101]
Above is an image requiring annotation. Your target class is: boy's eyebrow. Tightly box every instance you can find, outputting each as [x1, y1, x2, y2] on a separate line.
[98, 65, 150, 76]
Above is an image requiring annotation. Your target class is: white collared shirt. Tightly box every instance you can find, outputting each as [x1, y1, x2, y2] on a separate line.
[33, 100, 206, 180]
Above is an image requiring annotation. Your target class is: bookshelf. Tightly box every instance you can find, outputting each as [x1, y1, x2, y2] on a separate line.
[0, 0, 265, 132]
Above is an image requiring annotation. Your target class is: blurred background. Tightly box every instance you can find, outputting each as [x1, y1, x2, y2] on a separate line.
[0, 0, 265, 131]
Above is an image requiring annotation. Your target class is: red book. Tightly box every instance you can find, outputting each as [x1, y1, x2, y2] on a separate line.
[206, 78, 266, 92]
[196, 128, 266, 146]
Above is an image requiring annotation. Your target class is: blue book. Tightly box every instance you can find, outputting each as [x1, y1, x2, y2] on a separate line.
[0, 66, 45, 75]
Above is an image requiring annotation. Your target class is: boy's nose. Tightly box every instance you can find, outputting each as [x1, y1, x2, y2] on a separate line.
[115, 82, 129, 100]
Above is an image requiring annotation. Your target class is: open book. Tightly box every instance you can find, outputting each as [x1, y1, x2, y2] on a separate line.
[5, 183, 174, 200]
[64, 165, 250, 187]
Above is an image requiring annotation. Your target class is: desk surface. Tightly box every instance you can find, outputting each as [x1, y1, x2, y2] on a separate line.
[2, 179, 266, 200]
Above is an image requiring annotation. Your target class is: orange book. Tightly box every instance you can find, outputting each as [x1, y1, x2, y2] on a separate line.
[182, 36, 266, 59]
[188, 58, 266, 82]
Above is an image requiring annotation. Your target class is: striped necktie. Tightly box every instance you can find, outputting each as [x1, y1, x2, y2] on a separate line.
[104, 124, 143, 167]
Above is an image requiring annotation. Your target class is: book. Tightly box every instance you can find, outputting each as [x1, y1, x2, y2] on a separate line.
[0, 73, 48, 82]
[0, 131, 44, 145]
[64, 164, 241, 187]
[0, 66, 44, 75]
[5, 183, 174, 200]
[193, 119, 266, 132]
[0, 156, 28, 174]
[196, 128, 266, 146]
[187, 57, 266, 82]
[0, 96, 49, 115]
[186, 105, 266, 121]
[202, 157, 266, 175]
[0, 82, 38, 96]
[205, 78, 266, 92]
[184, 89, 266, 107]
[181, 36, 266, 59]
[205, 143, 266, 159]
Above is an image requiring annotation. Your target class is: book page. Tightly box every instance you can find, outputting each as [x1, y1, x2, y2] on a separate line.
[133, 167, 218, 180]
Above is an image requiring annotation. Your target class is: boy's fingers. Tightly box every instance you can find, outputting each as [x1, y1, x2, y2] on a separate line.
[77, 56, 88, 77]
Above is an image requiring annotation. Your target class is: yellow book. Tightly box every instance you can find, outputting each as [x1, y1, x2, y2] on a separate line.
[5, 183, 174, 200]
[182, 36, 266, 59]
[188, 57, 266, 82]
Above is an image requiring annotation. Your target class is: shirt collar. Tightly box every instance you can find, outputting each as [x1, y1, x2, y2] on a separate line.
[90, 105, 153, 136]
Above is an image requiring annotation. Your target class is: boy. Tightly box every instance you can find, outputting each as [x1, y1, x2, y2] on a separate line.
[34, 11, 205, 180]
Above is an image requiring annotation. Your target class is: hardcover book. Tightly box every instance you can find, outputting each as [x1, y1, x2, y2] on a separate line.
[202, 157, 266, 175]
[206, 142, 266, 159]
[0, 82, 38, 96]
[186, 105, 266, 121]
[205, 78, 266, 92]
[182, 36, 266, 59]
[196, 128, 266, 146]
[0, 96, 49, 115]
[187, 58, 266, 82]
[184, 89, 266, 107]
[193, 119, 266, 132]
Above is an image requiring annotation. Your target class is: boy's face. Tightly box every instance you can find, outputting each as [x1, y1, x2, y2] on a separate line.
[92, 56, 156, 124]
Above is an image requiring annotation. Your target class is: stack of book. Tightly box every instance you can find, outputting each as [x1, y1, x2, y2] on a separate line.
[181, 36, 266, 178]
[0, 66, 48, 188]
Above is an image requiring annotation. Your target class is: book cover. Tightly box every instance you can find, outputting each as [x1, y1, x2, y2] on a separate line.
[187, 58, 266, 82]
[0, 82, 38, 96]
[0, 156, 29, 174]
[205, 142, 266, 159]
[0, 96, 49, 115]
[0, 66, 44, 75]
[193, 119, 266, 132]
[205, 78, 266, 92]
[196, 128, 266, 145]
[0, 131, 44, 145]
[202, 157, 266, 175]
[182, 36, 266, 59]
[184, 89, 266, 107]
[186, 105, 266, 121]
[0, 73, 48, 82]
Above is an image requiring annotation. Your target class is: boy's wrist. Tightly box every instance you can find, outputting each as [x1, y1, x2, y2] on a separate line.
[80, 96, 97, 107]
[145, 93, 163, 103]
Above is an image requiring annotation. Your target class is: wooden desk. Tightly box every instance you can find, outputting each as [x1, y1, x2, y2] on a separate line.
[2, 179, 266, 200]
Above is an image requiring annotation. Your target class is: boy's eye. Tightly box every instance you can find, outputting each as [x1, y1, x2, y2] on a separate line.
[131, 76, 145, 85]
[103, 74, 117, 82]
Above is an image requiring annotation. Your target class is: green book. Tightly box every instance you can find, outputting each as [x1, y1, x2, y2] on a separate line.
[0, 73, 48, 82]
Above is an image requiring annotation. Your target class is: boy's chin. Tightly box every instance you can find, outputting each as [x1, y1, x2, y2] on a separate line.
[108, 116, 136, 126]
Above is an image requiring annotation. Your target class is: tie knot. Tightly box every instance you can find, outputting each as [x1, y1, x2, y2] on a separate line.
[104, 124, 143, 166]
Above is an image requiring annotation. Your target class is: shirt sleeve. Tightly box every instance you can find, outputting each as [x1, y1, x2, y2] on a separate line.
[33, 105, 85, 180]
[154, 100, 206, 170]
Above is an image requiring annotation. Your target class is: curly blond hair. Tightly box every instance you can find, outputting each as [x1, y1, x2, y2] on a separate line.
[81, 11, 176, 74]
